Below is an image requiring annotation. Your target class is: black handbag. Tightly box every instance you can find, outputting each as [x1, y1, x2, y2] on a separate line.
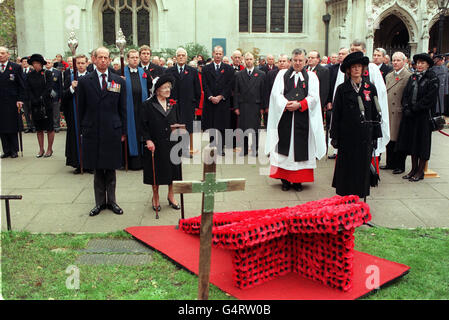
[429, 94, 446, 132]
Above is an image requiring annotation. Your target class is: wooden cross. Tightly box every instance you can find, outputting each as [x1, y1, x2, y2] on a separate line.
[172, 147, 246, 300]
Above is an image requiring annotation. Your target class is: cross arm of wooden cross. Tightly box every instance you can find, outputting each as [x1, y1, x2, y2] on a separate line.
[172, 176, 245, 213]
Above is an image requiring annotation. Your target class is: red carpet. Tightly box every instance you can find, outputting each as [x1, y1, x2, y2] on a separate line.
[125, 225, 410, 300]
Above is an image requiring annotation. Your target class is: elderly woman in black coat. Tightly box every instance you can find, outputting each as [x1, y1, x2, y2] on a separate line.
[396, 53, 439, 182]
[26, 54, 55, 158]
[141, 75, 182, 212]
[330, 52, 382, 198]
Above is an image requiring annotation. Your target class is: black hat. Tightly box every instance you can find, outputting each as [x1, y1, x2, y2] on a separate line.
[197, 60, 206, 66]
[434, 54, 444, 60]
[153, 74, 175, 93]
[28, 54, 46, 66]
[340, 51, 369, 73]
[20, 56, 29, 62]
[413, 53, 434, 67]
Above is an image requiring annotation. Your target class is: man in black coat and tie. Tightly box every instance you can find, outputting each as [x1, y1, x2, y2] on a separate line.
[373, 48, 393, 83]
[20, 56, 35, 133]
[138, 45, 164, 86]
[78, 47, 127, 217]
[307, 50, 330, 113]
[0, 46, 26, 159]
[165, 47, 201, 156]
[62, 54, 90, 174]
[234, 52, 266, 156]
[201, 45, 234, 155]
[259, 54, 278, 74]
[264, 54, 291, 121]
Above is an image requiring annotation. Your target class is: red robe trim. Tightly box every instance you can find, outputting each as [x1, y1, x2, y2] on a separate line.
[269, 166, 314, 183]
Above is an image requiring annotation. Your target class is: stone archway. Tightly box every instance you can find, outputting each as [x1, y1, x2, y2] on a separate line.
[428, 14, 449, 54]
[374, 14, 410, 57]
[369, 3, 419, 58]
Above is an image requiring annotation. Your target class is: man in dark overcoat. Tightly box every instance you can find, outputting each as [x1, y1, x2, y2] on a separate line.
[164, 47, 201, 156]
[62, 54, 90, 174]
[0, 46, 25, 159]
[78, 47, 127, 216]
[234, 52, 266, 156]
[201, 45, 234, 155]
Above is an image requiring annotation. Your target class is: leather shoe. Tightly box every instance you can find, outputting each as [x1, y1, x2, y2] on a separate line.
[10, 153, 18, 158]
[89, 204, 105, 216]
[392, 169, 405, 175]
[168, 198, 181, 210]
[108, 202, 123, 215]
[281, 181, 291, 191]
[1, 153, 10, 159]
[327, 154, 336, 159]
[292, 183, 303, 192]
[380, 165, 392, 170]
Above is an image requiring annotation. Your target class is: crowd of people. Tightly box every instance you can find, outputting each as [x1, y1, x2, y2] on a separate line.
[0, 40, 447, 217]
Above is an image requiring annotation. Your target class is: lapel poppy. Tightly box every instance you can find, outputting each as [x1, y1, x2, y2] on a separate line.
[184, 70, 188, 75]
[363, 70, 369, 77]
[254, 73, 258, 77]
[221, 69, 225, 74]
[395, 77, 399, 81]
[149, 68, 154, 72]
[142, 72, 147, 79]
[169, 99, 177, 106]
[364, 83, 370, 89]
[363, 90, 371, 101]
[9, 66, 12, 71]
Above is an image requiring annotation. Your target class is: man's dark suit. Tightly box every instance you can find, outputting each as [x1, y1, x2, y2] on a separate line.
[259, 64, 278, 74]
[201, 62, 234, 152]
[379, 63, 393, 83]
[139, 62, 164, 84]
[78, 70, 127, 209]
[325, 63, 340, 130]
[308, 64, 330, 110]
[234, 67, 266, 155]
[0, 61, 26, 157]
[165, 64, 201, 133]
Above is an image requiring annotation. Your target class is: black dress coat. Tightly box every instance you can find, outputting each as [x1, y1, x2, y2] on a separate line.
[62, 71, 88, 168]
[234, 68, 266, 131]
[379, 64, 393, 83]
[26, 69, 54, 131]
[77, 71, 127, 170]
[264, 68, 280, 109]
[311, 64, 330, 109]
[0, 62, 26, 133]
[396, 70, 439, 160]
[201, 62, 234, 132]
[330, 79, 382, 198]
[141, 96, 182, 185]
[165, 64, 201, 133]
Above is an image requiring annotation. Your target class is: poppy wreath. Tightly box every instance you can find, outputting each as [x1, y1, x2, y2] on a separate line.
[179, 195, 370, 291]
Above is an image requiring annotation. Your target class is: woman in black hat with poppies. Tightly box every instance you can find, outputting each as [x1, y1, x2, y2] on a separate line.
[396, 53, 439, 182]
[330, 51, 383, 198]
[141, 74, 182, 212]
[26, 53, 55, 157]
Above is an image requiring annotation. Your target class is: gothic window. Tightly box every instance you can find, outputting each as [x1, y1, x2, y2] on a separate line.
[239, 0, 303, 33]
[102, 0, 151, 46]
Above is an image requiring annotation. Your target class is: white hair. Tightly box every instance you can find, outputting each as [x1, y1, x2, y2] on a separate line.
[374, 48, 387, 57]
[176, 47, 187, 56]
[392, 51, 407, 61]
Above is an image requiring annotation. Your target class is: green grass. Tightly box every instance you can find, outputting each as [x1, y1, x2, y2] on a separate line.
[1, 227, 448, 300]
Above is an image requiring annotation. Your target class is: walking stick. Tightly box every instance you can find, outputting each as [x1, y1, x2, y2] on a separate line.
[68, 31, 83, 174]
[17, 108, 23, 157]
[171, 124, 186, 220]
[116, 28, 128, 171]
[152, 150, 159, 219]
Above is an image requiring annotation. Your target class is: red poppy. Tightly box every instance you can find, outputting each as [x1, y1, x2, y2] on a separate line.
[184, 71, 188, 75]
[169, 99, 177, 105]
[363, 70, 369, 77]
[149, 68, 154, 72]
[395, 77, 399, 81]
[221, 69, 225, 74]
[41, 71, 44, 75]
[142, 72, 147, 79]
[303, 83, 306, 89]
[413, 77, 416, 81]
[9, 66, 12, 71]
[254, 73, 258, 77]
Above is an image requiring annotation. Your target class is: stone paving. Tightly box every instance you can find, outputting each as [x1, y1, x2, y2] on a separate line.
[1, 129, 448, 233]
